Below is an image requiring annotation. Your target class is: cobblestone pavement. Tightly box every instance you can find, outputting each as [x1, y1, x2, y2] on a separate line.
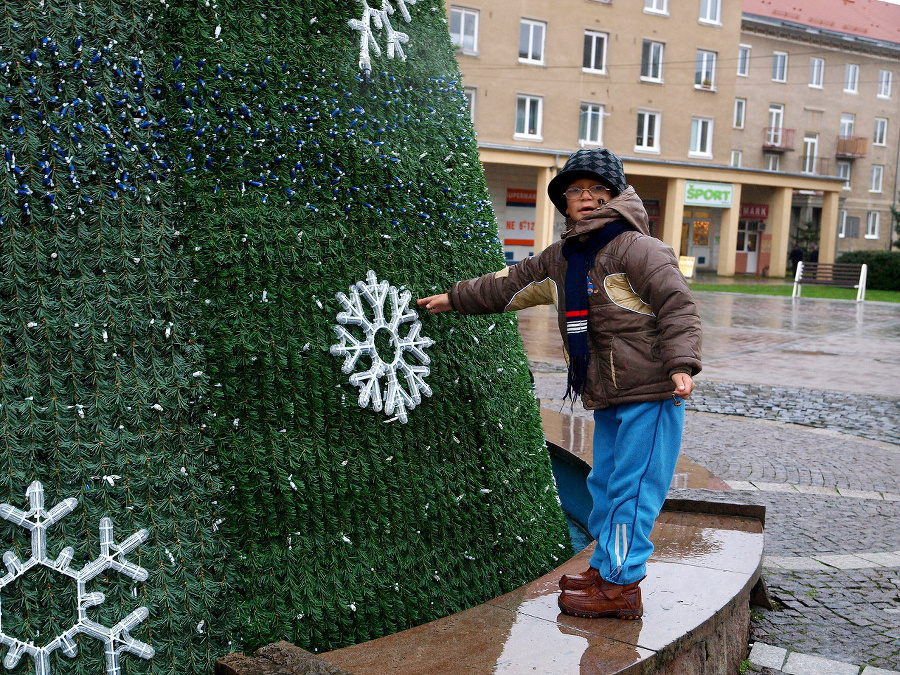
[517, 294, 900, 673]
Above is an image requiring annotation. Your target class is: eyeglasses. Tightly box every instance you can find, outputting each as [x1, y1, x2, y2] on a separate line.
[564, 185, 610, 201]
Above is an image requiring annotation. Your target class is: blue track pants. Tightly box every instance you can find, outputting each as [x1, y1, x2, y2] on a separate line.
[587, 399, 685, 584]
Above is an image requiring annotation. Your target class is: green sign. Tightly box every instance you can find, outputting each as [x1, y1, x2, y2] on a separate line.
[684, 181, 734, 208]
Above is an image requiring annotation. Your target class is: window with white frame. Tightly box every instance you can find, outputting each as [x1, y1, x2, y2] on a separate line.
[689, 117, 713, 157]
[764, 153, 780, 171]
[844, 64, 859, 93]
[463, 87, 476, 122]
[870, 165, 884, 193]
[737, 45, 751, 76]
[635, 110, 660, 152]
[518, 19, 545, 64]
[874, 117, 888, 146]
[866, 211, 879, 239]
[802, 133, 819, 174]
[767, 103, 784, 146]
[695, 50, 717, 89]
[730, 150, 742, 167]
[641, 40, 664, 81]
[514, 95, 542, 139]
[733, 98, 746, 129]
[699, 0, 721, 24]
[583, 31, 608, 74]
[644, 0, 668, 15]
[840, 112, 855, 137]
[878, 70, 892, 98]
[449, 7, 479, 54]
[837, 161, 851, 190]
[838, 210, 847, 238]
[809, 57, 824, 88]
[579, 103, 605, 145]
[772, 52, 788, 82]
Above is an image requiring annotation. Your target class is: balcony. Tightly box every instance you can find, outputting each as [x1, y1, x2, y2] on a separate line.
[763, 127, 795, 152]
[799, 156, 831, 175]
[835, 136, 867, 159]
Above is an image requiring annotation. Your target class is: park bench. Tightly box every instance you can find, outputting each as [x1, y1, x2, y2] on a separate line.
[792, 261, 868, 301]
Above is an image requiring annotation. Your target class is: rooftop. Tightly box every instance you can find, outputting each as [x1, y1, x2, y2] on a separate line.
[744, 0, 900, 47]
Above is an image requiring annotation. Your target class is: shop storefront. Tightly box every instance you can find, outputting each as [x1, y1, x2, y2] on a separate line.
[681, 181, 733, 273]
[737, 203, 770, 275]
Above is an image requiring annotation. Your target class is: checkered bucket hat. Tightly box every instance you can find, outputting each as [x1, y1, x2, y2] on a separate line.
[547, 148, 627, 215]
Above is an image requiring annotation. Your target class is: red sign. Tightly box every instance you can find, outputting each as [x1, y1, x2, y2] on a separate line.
[506, 188, 537, 206]
[740, 203, 768, 220]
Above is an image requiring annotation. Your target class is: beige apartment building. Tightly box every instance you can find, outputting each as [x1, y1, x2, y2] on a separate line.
[447, 0, 899, 276]
[736, 0, 900, 261]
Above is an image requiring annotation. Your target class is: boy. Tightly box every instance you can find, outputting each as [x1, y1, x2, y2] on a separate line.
[417, 148, 701, 620]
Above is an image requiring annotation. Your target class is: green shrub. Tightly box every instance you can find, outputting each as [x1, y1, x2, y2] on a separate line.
[836, 251, 900, 291]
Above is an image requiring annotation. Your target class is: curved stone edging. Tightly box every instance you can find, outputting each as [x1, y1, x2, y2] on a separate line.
[215, 437, 766, 675]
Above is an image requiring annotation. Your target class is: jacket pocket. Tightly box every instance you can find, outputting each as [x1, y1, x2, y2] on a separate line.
[609, 330, 666, 390]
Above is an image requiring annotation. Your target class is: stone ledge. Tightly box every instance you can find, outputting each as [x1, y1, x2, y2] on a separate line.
[216, 641, 353, 675]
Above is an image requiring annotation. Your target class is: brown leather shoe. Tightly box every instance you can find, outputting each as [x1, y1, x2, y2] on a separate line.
[558, 577, 643, 620]
[558, 566, 601, 591]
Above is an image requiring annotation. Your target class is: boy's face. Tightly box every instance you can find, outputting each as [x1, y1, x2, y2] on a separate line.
[564, 178, 613, 222]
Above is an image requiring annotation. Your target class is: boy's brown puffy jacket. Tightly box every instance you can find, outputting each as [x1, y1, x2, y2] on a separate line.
[450, 186, 702, 410]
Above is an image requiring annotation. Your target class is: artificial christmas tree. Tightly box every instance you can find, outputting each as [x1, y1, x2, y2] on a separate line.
[0, 0, 570, 671]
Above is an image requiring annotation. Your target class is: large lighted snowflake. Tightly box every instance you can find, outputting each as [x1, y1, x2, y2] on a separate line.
[330, 270, 434, 423]
[0, 481, 154, 675]
[348, 0, 418, 73]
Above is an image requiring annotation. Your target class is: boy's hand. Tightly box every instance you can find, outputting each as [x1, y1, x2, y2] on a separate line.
[671, 372, 694, 399]
[417, 293, 453, 313]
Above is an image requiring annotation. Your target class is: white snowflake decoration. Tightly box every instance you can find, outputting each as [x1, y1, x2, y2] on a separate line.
[348, 0, 418, 73]
[330, 270, 434, 423]
[0, 481, 154, 675]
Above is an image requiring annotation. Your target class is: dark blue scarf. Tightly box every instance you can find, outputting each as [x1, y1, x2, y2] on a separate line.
[561, 220, 633, 401]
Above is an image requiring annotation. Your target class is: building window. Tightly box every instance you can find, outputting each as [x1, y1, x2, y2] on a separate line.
[767, 103, 784, 146]
[449, 7, 479, 54]
[579, 103, 605, 145]
[463, 87, 476, 122]
[737, 45, 751, 76]
[515, 95, 542, 139]
[838, 210, 847, 238]
[689, 117, 713, 157]
[764, 153, 780, 171]
[837, 161, 851, 190]
[874, 117, 888, 146]
[644, 0, 668, 15]
[878, 70, 892, 98]
[519, 19, 545, 64]
[840, 112, 855, 137]
[844, 64, 859, 93]
[583, 31, 608, 74]
[866, 211, 879, 239]
[695, 50, 717, 89]
[801, 133, 818, 174]
[772, 52, 788, 82]
[809, 57, 824, 88]
[699, 0, 721, 24]
[641, 40, 664, 81]
[733, 98, 746, 129]
[730, 150, 742, 167]
[870, 165, 884, 193]
[635, 110, 660, 152]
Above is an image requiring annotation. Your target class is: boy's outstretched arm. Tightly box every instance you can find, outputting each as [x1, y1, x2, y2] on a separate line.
[417, 293, 453, 313]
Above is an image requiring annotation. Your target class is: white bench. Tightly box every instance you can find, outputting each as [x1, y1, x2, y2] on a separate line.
[792, 262, 868, 302]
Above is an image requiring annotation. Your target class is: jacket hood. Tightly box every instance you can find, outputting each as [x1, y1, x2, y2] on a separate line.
[561, 186, 651, 239]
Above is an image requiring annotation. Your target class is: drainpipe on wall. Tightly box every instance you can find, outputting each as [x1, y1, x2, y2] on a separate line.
[892, 128, 900, 251]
